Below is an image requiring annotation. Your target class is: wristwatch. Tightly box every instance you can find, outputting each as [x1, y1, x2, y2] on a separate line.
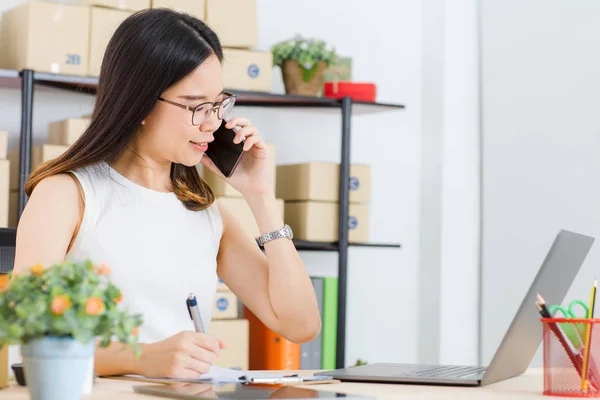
[256, 224, 294, 246]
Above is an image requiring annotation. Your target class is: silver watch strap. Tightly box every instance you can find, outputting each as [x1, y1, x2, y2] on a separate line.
[256, 225, 292, 246]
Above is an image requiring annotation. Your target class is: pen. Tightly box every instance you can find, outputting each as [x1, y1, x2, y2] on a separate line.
[582, 278, 597, 390]
[186, 293, 205, 333]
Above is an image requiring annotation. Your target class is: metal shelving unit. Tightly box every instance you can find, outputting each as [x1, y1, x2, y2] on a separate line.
[1, 68, 405, 369]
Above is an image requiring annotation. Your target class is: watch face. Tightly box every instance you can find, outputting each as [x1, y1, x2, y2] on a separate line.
[285, 225, 294, 239]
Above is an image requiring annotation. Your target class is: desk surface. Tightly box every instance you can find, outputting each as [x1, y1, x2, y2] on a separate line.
[2, 368, 548, 399]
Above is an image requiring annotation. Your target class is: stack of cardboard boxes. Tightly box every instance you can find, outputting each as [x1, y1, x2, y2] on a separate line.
[208, 278, 249, 370]
[200, 0, 273, 93]
[276, 162, 372, 243]
[7, 117, 87, 228]
[0, 0, 272, 93]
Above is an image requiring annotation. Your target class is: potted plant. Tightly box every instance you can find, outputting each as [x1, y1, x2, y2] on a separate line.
[0, 260, 143, 400]
[272, 35, 337, 96]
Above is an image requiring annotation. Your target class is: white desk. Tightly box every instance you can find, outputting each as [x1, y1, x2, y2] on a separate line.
[1, 368, 551, 399]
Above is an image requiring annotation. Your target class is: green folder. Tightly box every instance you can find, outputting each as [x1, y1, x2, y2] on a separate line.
[321, 277, 338, 370]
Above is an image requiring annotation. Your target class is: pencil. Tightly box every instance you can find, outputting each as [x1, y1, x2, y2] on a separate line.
[582, 279, 597, 391]
[536, 299, 581, 371]
[537, 294, 552, 318]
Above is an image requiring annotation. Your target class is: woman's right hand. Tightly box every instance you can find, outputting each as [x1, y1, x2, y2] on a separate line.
[136, 331, 225, 379]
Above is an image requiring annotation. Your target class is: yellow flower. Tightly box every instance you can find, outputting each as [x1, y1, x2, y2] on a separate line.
[31, 264, 44, 276]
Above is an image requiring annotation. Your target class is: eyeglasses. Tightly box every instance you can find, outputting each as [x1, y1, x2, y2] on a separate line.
[158, 92, 236, 126]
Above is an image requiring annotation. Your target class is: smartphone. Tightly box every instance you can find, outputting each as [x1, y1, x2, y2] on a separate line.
[205, 119, 245, 178]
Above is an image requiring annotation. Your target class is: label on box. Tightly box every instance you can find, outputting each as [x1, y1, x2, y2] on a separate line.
[247, 63, 260, 79]
[212, 291, 238, 319]
[348, 215, 359, 230]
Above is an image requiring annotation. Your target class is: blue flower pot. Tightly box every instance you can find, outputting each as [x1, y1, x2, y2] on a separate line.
[21, 336, 94, 400]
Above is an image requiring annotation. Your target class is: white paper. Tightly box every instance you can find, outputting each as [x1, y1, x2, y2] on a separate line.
[200, 366, 284, 383]
[199, 366, 246, 383]
[122, 366, 325, 384]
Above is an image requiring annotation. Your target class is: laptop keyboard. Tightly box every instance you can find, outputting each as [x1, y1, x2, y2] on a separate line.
[404, 365, 487, 379]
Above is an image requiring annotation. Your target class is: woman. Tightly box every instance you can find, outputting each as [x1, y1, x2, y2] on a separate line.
[12, 8, 321, 378]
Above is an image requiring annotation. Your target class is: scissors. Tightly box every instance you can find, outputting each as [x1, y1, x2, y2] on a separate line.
[548, 299, 589, 348]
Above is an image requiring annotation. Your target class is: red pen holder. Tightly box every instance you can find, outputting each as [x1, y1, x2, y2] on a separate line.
[542, 318, 600, 397]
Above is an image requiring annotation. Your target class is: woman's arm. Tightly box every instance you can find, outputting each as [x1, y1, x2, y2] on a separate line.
[216, 194, 321, 344]
[13, 173, 83, 274]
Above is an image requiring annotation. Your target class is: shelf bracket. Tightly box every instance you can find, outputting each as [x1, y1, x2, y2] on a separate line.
[17, 69, 34, 218]
[337, 96, 352, 369]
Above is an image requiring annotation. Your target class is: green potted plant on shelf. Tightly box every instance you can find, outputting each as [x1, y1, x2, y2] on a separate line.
[0, 260, 143, 400]
[272, 34, 337, 96]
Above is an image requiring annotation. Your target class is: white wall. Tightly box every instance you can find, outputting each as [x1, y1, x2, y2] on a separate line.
[418, 0, 480, 365]
[479, 0, 600, 367]
[438, 0, 480, 365]
[0, 0, 422, 367]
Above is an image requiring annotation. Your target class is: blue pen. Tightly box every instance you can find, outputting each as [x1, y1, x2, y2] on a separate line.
[186, 293, 205, 333]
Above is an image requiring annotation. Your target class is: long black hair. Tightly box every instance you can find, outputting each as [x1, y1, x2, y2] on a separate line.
[26, 8, 223, 210]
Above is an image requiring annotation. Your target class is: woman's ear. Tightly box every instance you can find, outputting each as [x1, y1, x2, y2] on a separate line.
[141, 120, 146, 125]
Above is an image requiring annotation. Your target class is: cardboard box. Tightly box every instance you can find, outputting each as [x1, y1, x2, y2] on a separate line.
[88, 7, 134, 76]
[276, 162, 371, 204]
[205, 0, 256, 48]
[284, 201, 369, 243]
[0, 161, 8, 229]
[222, 49, 272, 92]
[0, 345, 7, 389]
[201, 143, 276, 197]
[0, 131, 7, 159]
[8, 190, 18, 229]
[208, 319, 249, 370]
[49, 118, 90, 146]
[79, 0, 150, 11]
[9, 145, 70, 191]
[212, 290, 238, 319]
[0, 2, 90, 75]
[151, 0, 205, 19]
[217, 197, 284, 238]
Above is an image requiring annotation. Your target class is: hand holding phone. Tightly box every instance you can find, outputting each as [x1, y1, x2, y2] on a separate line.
[204, 119, 245, 178]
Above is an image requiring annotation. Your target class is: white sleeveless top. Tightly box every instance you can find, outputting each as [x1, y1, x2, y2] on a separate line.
[66, 162, 223, 344]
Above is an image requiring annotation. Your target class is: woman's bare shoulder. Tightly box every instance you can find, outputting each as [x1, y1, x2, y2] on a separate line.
[13, 173, 84, 273]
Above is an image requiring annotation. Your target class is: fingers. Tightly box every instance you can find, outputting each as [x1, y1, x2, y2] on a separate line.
[225, 117, 266, 153]
[168, 356, 211, 378]
[225, 117, 251, 129]
[188, 331, 221, 354]
[242, 135, 265, 151]
[187, 344, 218, 366]
[231, 125, 266, 151]
[233, 125, 255, 144]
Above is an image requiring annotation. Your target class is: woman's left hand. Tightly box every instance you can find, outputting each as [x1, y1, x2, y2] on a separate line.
[200, 117, 273, 198]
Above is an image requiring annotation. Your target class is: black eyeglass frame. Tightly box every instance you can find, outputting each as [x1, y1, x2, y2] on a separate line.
[158, 91, 236, 126]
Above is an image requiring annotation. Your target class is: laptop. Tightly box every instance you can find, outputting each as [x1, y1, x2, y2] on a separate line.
[316, 229, 595, 386]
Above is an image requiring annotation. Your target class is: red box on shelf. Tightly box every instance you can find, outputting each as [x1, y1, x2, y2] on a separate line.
[323, 81, 377, 102]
